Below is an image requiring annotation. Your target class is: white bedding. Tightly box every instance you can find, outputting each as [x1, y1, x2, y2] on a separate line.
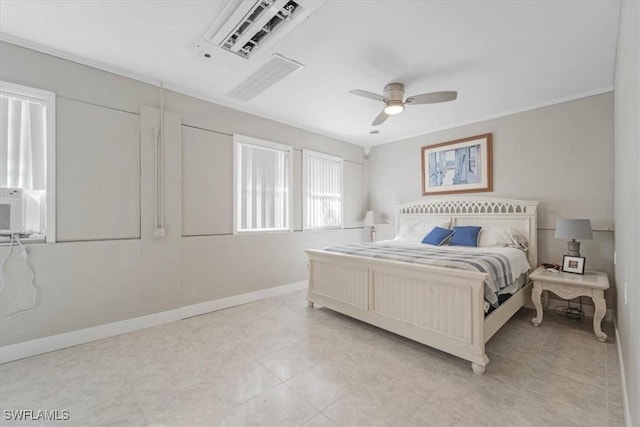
[380, 240, 531, 279]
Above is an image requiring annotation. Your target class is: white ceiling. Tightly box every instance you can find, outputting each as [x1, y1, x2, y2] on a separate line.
[0, 1, 620, 147]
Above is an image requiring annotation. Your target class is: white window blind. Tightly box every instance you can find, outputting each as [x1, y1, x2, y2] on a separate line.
[234, 135, 292, 233]
[0, 81, 56, 241]
[304, 150, 343, 229]
[0, 95, 46, 191]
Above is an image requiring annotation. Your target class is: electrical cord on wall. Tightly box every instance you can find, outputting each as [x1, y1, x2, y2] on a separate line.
[0, 233, 39, 318]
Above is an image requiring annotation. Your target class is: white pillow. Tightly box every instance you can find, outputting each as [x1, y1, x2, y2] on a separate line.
[478, 227, 512, 247]
[510, 230, 529, 251]
[478, 227, 528, 250]
[395, 219, 451, 243]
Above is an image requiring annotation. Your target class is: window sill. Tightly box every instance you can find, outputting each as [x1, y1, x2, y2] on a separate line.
[303, 226, 343, 231]
[0, 236, 46, 246]
[234, 229, 292, 235]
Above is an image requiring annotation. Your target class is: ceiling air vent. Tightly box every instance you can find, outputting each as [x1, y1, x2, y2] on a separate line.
[226, 53, 304, 101]
[198, 0, 325, 60]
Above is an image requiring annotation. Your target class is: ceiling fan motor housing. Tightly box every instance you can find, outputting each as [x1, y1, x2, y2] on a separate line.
[383, 83, 405, 102]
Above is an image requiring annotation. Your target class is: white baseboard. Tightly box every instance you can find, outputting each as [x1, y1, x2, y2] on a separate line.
[614, 319, 632, 427]
[0, 308, 183, 364]
[0, 281, 308, 364]
[179, 281, 307, 319]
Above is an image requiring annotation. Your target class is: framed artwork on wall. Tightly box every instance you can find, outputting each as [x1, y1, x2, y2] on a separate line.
[421, 133, 493, 196]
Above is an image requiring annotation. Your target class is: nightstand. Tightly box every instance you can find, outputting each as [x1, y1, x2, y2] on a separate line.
[530, 266, 609, 342]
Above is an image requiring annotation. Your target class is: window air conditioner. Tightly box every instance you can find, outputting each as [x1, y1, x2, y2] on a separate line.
[0, 187, 43, 235]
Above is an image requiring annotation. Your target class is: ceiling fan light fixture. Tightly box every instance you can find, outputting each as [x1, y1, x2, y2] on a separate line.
[384, 104, 404, 115]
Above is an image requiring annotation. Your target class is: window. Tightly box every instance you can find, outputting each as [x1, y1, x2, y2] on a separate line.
[303, 150, 343, 230]
[0, 81, 56, 242]
[233, 135, 293, 233]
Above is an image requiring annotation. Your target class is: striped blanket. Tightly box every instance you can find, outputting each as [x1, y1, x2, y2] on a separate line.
[323, 241, 518, 308]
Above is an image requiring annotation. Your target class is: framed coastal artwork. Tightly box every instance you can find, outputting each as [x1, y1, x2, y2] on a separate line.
[421, 133, 493, 196]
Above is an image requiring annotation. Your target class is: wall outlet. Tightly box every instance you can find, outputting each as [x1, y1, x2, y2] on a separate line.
[153, 228, 166, 238]
[624, 281, 628, 305]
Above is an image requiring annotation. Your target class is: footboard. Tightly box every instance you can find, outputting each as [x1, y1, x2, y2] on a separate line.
[306, 249, 490, 373]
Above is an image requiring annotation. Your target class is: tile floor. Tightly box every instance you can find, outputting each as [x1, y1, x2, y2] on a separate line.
[0, 290, 625, 427]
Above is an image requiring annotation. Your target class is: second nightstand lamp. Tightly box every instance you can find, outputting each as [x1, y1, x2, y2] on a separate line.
[363, 210, 376, 242]
[554, 218, 593, 256]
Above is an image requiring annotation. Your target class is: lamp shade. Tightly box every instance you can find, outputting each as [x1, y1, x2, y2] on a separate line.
[363, 211, 375, 226]
[554, 219, 593, 240]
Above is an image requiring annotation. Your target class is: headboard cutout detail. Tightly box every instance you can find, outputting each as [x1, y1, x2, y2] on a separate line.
[398, 199, 536, 216]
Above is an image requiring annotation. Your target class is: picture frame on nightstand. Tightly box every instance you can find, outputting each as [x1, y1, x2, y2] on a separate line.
[562, 255, 586, 274]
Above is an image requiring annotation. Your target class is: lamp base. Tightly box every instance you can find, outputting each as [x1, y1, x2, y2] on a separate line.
[567, 239, 581, 257]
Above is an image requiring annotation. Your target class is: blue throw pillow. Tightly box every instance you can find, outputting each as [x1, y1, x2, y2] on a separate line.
[450, 226, 482, 247]
[422, 226, 454, 246]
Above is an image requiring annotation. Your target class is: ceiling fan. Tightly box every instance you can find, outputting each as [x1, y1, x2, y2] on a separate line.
[349, 83, 457, 126]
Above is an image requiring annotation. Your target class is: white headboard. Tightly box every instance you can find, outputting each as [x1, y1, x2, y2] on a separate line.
[396, 197, 539, 267]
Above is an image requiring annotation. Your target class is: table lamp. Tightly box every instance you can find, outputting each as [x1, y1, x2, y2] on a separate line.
[363, 211, 376, 242]
[554, 219, 592, 256]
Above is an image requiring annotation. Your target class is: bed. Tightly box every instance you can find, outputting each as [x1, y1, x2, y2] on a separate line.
[305, 197, 538, 374]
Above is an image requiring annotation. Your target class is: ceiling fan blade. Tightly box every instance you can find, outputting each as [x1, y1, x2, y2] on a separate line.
[371, 110, 389, 126]
[350, 89, 385, 102]
[406, 91, 457, 105]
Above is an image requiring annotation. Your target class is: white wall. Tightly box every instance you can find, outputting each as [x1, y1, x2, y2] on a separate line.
[0, 41, 366, 347]
[171, 89, 366, 306]
[613, 1, 639, 425]
[368, 93, 615, 306]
